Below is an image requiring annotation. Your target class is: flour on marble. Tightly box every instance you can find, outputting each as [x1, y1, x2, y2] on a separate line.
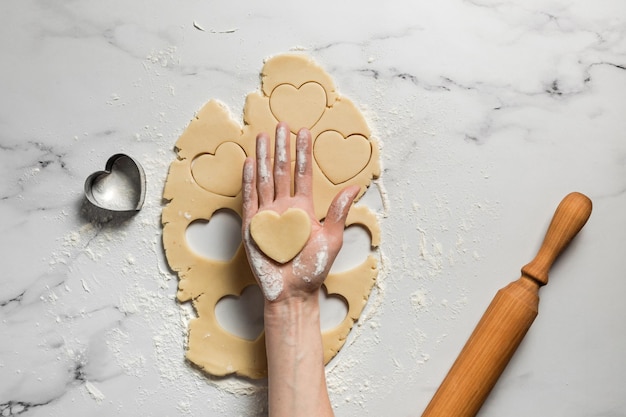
[410, 289, 428, 311]
[84, 381, 105, 403]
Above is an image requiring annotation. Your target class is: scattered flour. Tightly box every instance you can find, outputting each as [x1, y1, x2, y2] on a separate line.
[410, 289, 429, 311]
[84, 381, 105, 403]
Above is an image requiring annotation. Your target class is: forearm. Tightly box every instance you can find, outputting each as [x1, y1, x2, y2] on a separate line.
[264, 294, 334, 417]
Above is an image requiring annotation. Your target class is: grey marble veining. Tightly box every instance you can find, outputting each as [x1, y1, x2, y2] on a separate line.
[1, 0, 625, 416]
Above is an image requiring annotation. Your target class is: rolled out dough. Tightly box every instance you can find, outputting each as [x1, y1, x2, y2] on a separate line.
[162, 53, 381, 379]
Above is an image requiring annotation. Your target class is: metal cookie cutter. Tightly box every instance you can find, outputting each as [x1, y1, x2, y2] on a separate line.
[84, 154, 146, 212]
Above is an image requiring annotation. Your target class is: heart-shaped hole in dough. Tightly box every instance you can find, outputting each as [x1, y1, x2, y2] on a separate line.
[215, 285, 265, 341]
[186, 209, 242, 262]
[320, 285, 348, 331]
[330, 225, 373, 274]
[214, 284, 347, 340]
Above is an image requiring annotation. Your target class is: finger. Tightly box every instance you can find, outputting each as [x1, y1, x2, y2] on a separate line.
[294, 128, 313, 198]
[241, 157, 258, 223]
[255, 132, 274, 206]
[273, 122, 292, 199]
[322, 185, 360, 237]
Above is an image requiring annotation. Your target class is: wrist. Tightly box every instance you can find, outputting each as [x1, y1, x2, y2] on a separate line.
[264, 291, 321, 325]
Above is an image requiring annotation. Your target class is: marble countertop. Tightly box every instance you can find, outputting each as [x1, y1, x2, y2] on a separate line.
[1, 1, 625, 416]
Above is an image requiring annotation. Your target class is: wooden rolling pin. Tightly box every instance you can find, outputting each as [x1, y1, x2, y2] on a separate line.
[421, 192, 592, 417]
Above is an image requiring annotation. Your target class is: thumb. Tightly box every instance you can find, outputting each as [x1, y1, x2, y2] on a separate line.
[322, 185, 360, 237]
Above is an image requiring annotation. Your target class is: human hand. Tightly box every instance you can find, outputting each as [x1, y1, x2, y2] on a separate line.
[242, 122, 359, 303]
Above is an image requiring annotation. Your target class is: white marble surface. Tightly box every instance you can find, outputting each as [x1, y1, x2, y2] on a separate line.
[1, 0, 625, 416]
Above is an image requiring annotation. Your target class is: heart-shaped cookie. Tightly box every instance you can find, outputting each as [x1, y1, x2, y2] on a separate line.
[314, 131, 371, 184]
[250, 208, 311, 263]
[269, 82, 327, 131]
[84, 154, 146, 212]
[191, 142, 246, 197]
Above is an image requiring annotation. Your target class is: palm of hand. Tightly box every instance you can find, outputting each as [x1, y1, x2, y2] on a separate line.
[242, 123, 358, 302]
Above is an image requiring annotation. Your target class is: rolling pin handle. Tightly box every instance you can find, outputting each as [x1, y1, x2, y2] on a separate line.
[521, 192, 592, 286]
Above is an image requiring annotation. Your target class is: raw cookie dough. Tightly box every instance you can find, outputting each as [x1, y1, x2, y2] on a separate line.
[191, 142, 246, 197]
[162, 53, 381, 379]
[250, 208, 312, 264]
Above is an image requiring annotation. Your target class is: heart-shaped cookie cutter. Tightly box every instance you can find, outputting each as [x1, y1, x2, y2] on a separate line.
[84, 154, 146, 212]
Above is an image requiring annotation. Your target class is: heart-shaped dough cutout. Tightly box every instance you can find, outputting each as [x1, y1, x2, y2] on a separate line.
[215, 285, 265, 341]
[314, 131, 371, 184]
[269, 82, 327, 131]
[84, 154, 145, 212]
[191, 142, 246, 197]
[250, 208, 311, 263]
